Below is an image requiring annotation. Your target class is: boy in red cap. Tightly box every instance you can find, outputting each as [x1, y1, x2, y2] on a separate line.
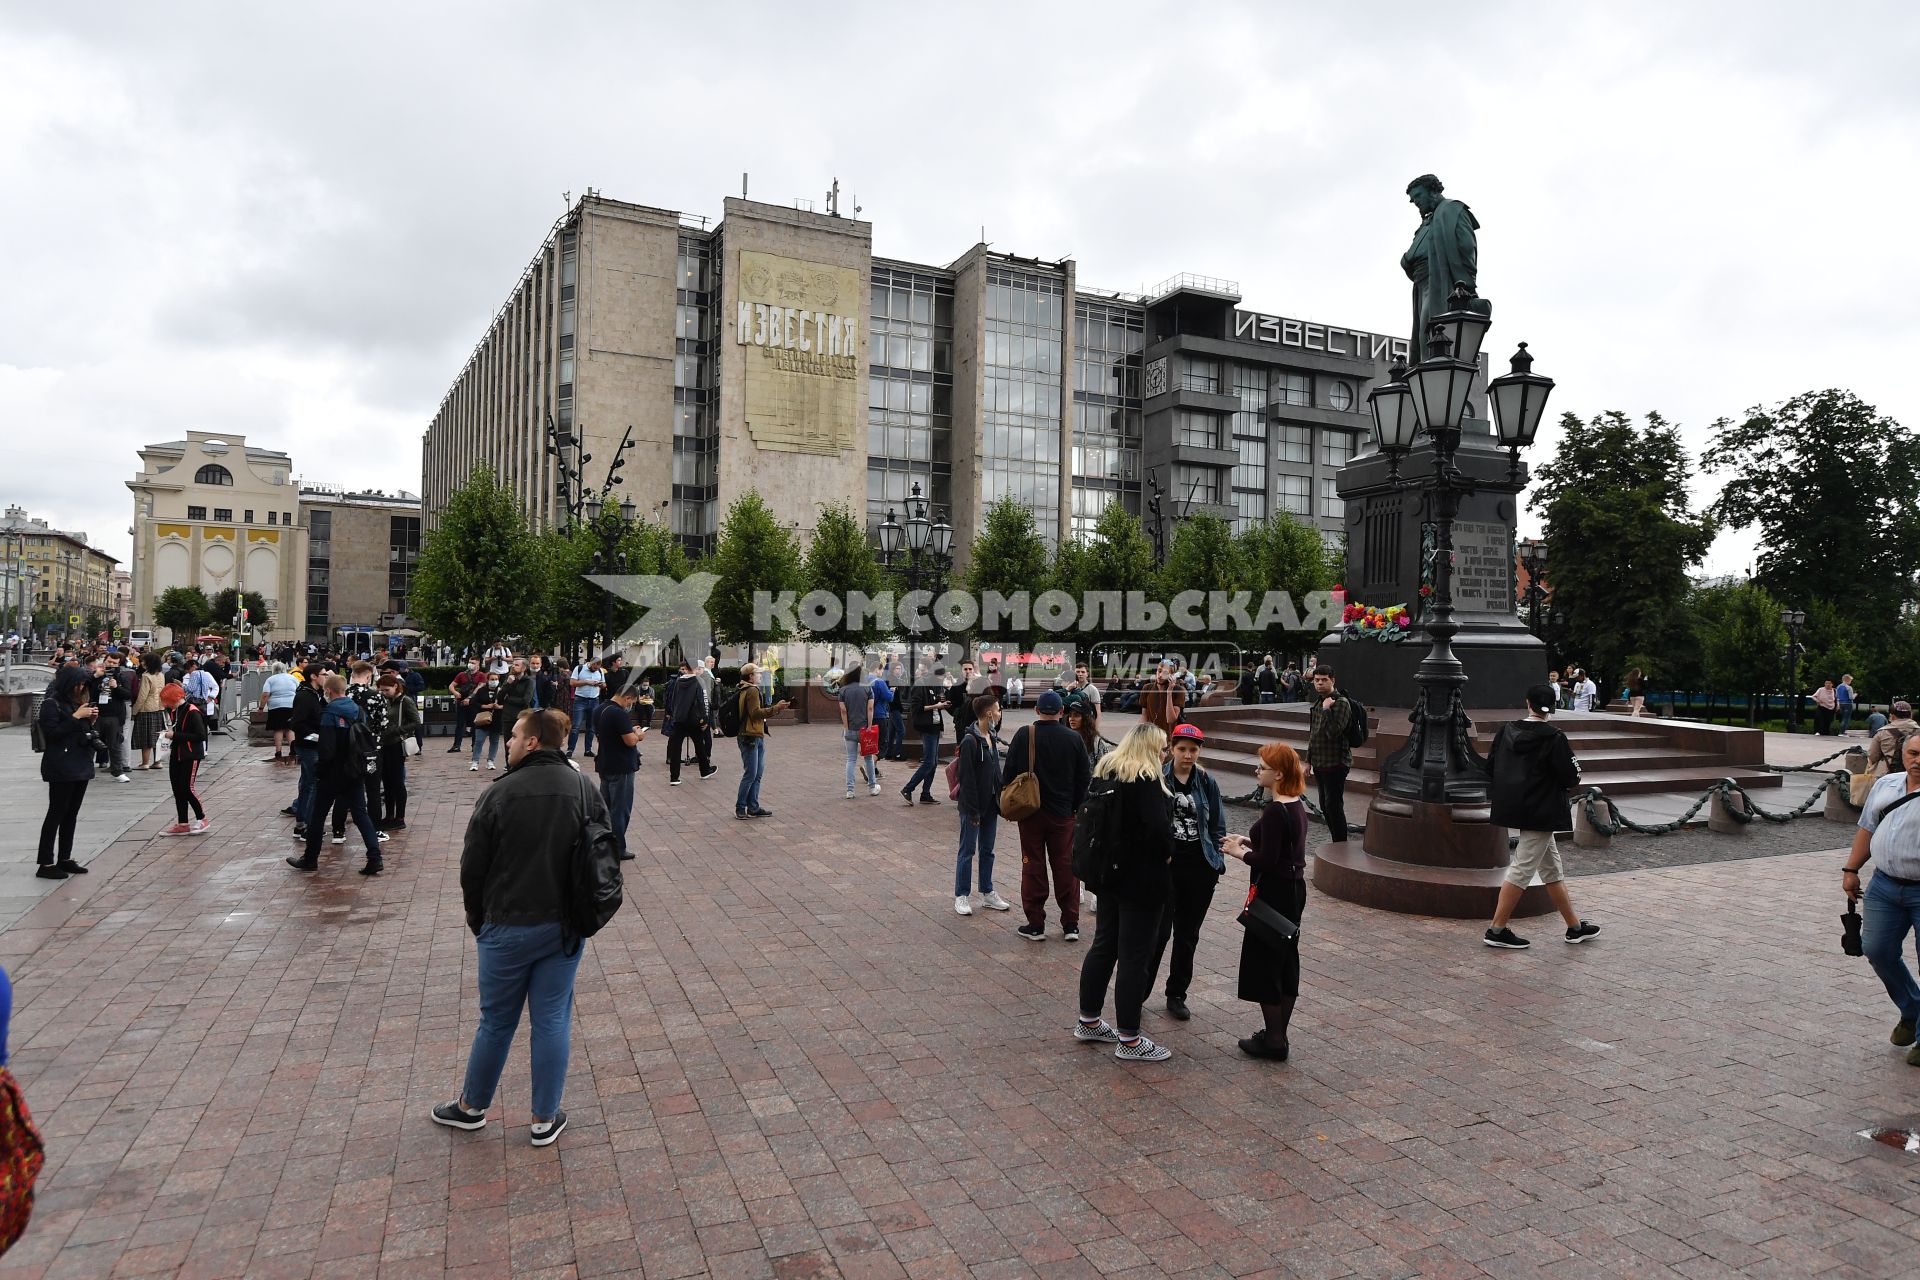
[158, 683, 210, 836]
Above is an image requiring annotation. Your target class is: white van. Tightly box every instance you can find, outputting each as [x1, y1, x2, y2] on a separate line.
[127, 629, 153, 649]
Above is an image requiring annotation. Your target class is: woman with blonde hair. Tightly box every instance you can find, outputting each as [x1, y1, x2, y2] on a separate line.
[1222, 742, 1310, 1060]
[1073, 723, 1177, 1062]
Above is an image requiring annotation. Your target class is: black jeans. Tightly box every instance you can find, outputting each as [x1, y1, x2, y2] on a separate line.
[169, 753, 205, 823]
[1315, 765, 1349, 843]
[378, 741, 408, 822]
[39, 780, 88, 865]
[451, 702, 473, 749]
[307, 775, 382, 863]
[667, 724, 710, 782]
[1149, 860, 1222, 1001]
[334, 765, 381, 837]
[1078, 896, 1165, 1038]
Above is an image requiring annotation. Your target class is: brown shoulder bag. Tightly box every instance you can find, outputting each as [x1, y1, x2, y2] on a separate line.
[999, 726, 1042, 821]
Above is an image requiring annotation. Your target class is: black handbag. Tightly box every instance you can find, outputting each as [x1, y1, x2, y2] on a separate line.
[1237, 883, 1300, 949]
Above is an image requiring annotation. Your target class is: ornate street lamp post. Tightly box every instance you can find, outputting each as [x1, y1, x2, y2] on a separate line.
[879, 481, 953, 681]
[1364, 317, 1554, 805]
[1780, 606, 1807, 732]
[1519, 541, 1548, 638]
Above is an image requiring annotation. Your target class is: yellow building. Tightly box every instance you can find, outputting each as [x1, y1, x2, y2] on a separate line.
[0, 505, 120, 637]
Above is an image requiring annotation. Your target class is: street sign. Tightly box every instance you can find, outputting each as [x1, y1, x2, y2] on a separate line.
[67, 613, 79, 625]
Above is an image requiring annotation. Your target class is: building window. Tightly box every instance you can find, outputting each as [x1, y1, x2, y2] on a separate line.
[268, 511, 277, 526]
[388, 515, 421, 618]
[1275, 425, 1312, 464]
[305, 510, 331, 640]
[670, 232, 718, 556]
[1321, 431, 1355, 469]
[213, 508, 232, 522]
[1172, 464, 1222, 506]
[1275, 373, 1310, 408]
[1276, 474, 1311, 516]
[983, 263, 1065, 544]
[1177, 356, 1219, 394]
[194, 464, 233, 486]
[187, 506, 206, 521]
[1324, 380, 1355, 412]
[1320, 476, 1342, 519]
[1070, 298, 1143, 539]
[1175, 410, 1221, 450]
[243, 509, 254, 524]
[1230, 364, 1269, 532]
[867, 265, 956, 538]
[283, 511, 292, 525]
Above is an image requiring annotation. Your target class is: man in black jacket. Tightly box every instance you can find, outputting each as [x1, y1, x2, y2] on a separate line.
[1006, 691, 1093, 942]
[662, 659, 713, 785]
[287, 663, 327, 838]
[1483, 684, 1601, 950]
[431, 708, 611, 1147]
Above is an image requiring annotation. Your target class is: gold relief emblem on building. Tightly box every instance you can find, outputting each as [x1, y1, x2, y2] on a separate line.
[735, 250, 860, 457]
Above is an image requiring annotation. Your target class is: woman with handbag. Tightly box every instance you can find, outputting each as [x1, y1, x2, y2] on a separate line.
[1073, 723, 1176, 1062]
[469, 672, 504, 771]
[129, 652, 166, 771]
[376, 671, 421, 830]
[1221, 741, 1310, 1061]
[953, 694, 1010, 916]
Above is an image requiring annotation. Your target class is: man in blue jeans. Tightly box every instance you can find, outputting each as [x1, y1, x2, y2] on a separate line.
[900, 668, 948, 805]
[568, 657, 604, 757]
[433, 708, 612, 1147]
[1847, 733, 1920, 1064]
[593, 677, 644, 861]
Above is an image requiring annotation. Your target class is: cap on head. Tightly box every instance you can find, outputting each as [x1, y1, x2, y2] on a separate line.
[1895, 700, 1913, 717]
[1171, 723, 1204, 743]
[1036, 691, 1064, 714]
[1525, 684, 1558, 715]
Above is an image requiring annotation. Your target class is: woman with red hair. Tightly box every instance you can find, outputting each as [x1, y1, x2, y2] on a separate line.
[1222, 741, 1309, 1060]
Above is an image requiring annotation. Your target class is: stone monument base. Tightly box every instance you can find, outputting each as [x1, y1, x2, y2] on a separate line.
[1318, 624, 1545, 711]
[1310, 794, 1553, 919]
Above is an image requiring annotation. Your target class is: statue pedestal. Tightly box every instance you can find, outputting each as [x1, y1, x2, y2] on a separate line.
[1319, 625, 1544, 711]
[1311, 793, 1552, 918]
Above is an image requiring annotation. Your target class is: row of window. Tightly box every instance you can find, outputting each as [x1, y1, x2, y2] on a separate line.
[182, 507, 293, 525]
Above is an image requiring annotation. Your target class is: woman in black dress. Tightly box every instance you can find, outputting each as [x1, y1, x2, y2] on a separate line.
[1222, 740, 1310, 1060]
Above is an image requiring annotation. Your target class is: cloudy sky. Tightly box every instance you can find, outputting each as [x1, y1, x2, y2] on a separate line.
[4, 1, 1914, 575]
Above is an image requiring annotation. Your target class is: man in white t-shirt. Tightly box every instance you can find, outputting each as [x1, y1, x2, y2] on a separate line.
[485, 643, 513, 676]
[568, 658, 605, 757]
[1571, 670, 1597, 712]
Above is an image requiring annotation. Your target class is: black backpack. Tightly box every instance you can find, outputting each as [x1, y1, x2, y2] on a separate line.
[1070, 778, 1124, 894]
[1344, 693, 1369, 748]
[714, 684, 745, 738]
[562, 775, 625, 952]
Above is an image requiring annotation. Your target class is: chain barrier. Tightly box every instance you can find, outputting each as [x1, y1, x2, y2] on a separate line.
[1580, 771, 1850, 837]
[1766, 747, 1854, 773]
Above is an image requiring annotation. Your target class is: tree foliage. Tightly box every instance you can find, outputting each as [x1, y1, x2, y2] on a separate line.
[803, 502, 885, 660]
[1528, 410, 1716, 689]
[964, 498, 1050, 653]
[1235, 512, 1339, 657]
[153, 586, 212, 636]
[410, 466, 541, 652]
[208, 587, 271, 630]
[708, 490, 802, 651]
[525, 502, 685, 654]
[1698, 581, 1787, 724]
[1702, 390, 1920, 627]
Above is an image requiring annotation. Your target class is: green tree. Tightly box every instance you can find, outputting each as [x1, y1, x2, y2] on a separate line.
[1236, 512, 1338, 659]
[964, 498, 1050, 656]
[1700, 581, 1787, 725]
[803, 502, 885, 664]
[410, 466, 541, 652]
[83, 608, 107, 638]
[1703, 390, 1920, 627]
[208, 588, 271, 631]
[1529, 410, 1717, 689]
[708, 490, 802, 656]
[153, 586, 212, 636]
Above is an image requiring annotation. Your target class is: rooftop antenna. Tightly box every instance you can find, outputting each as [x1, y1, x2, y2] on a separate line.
[562, 189, 571, 209]
[742, 172, 748, 199]
[852, 191, 862, 215]
[827, 178, 840, 217]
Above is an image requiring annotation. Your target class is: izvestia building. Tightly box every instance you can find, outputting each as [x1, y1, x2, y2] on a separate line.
[423, 192, 1468, 560]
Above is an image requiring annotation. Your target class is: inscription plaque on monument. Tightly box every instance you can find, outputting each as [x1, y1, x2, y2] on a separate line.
[1450, 520, 1511, 616]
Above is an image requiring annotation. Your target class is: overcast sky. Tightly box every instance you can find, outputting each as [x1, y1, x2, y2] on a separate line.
[4, 1, 1915, 576]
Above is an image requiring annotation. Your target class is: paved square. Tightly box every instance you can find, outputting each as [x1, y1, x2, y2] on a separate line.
[0, 721, 1912, 1279]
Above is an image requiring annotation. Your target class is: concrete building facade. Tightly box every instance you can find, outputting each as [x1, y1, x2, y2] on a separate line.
[295, 486, 422, 644]
[0, 505, 119, 637]
[423, 191, 1469, 563]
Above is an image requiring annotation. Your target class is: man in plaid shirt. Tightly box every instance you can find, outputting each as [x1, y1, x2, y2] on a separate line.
[1307, 666, 1353, 843]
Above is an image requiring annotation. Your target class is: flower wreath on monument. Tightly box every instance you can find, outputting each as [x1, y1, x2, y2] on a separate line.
[1340, 600, 1414, 642]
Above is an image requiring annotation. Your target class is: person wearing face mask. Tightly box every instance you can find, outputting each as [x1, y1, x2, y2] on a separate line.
[469, 670, 505, 771]
[497, 657, 534, 729]
[953, 694, 1012, 916]
[450, 657, 485, 753]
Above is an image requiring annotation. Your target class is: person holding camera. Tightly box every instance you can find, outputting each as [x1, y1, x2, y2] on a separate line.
[93, 651, 133, 781]
[36, 666, 99, 879]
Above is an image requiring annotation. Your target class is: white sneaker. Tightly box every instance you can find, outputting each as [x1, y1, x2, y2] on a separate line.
[869, 784, 881, 796]
[470, 763, 478, 772]
[845, 789, 855, 799]
[954, 896, 973, 916]
[486, 760, 496, 770]
[981, 891, 1011, 912]
[115, 774, 132, 783]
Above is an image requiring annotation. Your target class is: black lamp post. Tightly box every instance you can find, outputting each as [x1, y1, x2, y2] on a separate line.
[1780, 606, 1807, 732]
[878, 481, 954, 675]
[1518, 541, 1548, 637]
[1365, 314, 1554, 805]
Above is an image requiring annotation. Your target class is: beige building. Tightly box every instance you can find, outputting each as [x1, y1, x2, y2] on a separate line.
[128, 432, 306, 641]
[423, 191, 1419, 563]
[0, 505, 119, 637]
[295, 486, 422, 644]
[111, 570, 132, 632]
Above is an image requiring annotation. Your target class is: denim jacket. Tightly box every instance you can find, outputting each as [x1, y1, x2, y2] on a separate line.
[1162, 762, 1227, 872]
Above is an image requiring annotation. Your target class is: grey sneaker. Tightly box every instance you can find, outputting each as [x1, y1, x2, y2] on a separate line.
[1114, 1036, 1172, 1062]
[1074, 1019, 1122, 1043]
[530, 1109, 567, 1147]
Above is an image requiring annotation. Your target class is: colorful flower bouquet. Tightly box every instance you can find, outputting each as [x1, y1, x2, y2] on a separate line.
[1340, 601, 1414, 642]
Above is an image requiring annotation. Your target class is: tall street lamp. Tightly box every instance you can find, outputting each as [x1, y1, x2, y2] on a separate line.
[1780, 606, 1807, 732]
[1518, 541, 1548, 638]
[878, 481, 953, 678]
[1365, 308, 1554, 805]
[589, 499, 638, 659]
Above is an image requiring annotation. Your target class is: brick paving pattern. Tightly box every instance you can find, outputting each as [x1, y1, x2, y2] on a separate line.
[0, 723, 1913, 1279]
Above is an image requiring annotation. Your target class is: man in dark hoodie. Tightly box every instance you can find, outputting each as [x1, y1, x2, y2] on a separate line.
[287, 673, 386, 876]
[1483, 683, 1601, 950]
[662, 659, 713, 785]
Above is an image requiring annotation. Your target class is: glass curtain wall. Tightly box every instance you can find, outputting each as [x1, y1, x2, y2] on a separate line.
[673, 233, 718, 555]
[866, 266, 954, 537]
[1071, 299, 1143, 539]
[983, 264, 1064, 544]
[1230, 364, 1269, 530]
